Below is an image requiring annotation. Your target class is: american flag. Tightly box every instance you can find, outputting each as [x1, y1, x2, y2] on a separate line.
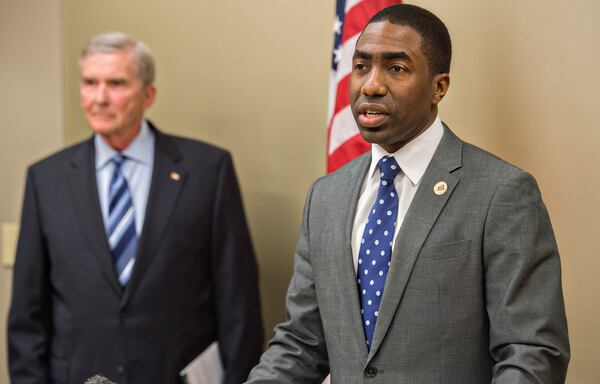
[327, 0, 402, 173]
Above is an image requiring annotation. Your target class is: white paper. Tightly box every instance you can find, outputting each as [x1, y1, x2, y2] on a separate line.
[180, 342, 223, 384]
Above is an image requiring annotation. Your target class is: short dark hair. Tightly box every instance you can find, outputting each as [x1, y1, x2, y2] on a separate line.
[367, 4, 452, 75]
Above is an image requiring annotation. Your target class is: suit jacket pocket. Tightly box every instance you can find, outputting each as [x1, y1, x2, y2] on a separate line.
[50, 356, 70, 382]
[419, 239, 471, 260]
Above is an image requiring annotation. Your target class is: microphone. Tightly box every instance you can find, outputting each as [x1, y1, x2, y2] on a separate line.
[84, 375, 116, 384]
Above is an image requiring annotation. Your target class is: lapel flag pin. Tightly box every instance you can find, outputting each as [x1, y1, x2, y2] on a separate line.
[433, 181, 448, 196]
[170, 171, 181, 181]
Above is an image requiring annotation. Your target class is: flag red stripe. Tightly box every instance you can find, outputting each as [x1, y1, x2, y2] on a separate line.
[325, 74, 350, 156]
[341, 0, 401, 45]
[327, 134, 371, 173]
[333, 74, 351, 121]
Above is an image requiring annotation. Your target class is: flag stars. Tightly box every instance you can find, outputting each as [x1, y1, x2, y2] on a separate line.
[333, 48, 342, 64]
[333, 15, 342, 35]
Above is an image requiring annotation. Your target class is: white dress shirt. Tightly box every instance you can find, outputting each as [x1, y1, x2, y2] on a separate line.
[351, 117, 444, 271]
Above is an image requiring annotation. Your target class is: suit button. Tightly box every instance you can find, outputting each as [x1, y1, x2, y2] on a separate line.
[116, 364, 126, 375]
[365, 366, 377, 378]
[120, 312, 128, 322]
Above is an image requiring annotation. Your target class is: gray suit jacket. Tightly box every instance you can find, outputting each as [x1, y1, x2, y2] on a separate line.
[248, 126, 569, 383]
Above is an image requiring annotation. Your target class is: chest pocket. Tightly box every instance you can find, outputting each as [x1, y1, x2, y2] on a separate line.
[418, 239, 471, 260]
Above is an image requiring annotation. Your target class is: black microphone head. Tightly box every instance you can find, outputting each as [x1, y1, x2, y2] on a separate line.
[84, 375, 116, 384]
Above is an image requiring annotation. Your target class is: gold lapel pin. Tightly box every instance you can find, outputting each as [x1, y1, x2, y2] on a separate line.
[170, 171, 181, 181]
[433, 181, 448, 196]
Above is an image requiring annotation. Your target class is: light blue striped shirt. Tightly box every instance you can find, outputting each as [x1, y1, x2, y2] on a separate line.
[95, 120, 155, 236]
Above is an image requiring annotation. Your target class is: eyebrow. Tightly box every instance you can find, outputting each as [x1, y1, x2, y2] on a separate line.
[353, 50, 373, 59]
[353, 49, 412, 62]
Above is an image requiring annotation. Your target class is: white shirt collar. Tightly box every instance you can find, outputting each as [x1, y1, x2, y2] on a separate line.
[368, 116, 444, 186]
[95, 120, 155, 170]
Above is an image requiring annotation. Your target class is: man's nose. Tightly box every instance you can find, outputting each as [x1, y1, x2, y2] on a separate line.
[361, 68, 387, 97]
[94, 83, 109, 103]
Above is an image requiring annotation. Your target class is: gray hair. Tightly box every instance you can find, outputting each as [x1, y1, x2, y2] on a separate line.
[80, 32, 155, 86]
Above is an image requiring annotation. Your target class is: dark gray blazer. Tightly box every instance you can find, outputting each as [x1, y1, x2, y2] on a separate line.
[8, 123, 263, 384]
[248, 126, 569, 383]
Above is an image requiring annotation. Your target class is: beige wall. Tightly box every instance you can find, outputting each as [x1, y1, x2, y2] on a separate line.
[2, 0, 599, 382]
[0, 0, 64, 381]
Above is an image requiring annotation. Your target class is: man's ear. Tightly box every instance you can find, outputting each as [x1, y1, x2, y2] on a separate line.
[143, 84, 157, 110]
[431, 73, 450, 105]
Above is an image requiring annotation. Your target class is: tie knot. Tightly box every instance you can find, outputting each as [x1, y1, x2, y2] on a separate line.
[378, 156, 400, 182]
[111, 154, 126, 169]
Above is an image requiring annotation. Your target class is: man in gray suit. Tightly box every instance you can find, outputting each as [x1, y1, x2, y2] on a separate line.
[247, 4, 569, 383]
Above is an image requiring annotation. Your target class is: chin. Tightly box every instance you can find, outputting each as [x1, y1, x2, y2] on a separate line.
[89, 125, 118, 136]
[358, 128, 387, 145]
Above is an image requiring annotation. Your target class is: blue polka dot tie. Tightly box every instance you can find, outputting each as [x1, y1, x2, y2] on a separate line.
[107, 155, 137, 286]
[357, 156, 400, 349]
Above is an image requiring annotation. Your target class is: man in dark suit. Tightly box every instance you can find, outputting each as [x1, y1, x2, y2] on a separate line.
[8, 32, 263, 384]
[247, 5, 569, 383]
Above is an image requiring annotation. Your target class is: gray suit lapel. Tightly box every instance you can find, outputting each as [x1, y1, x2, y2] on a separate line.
[368, 126, 463, 360]
[66, 139, 122, 297]
[333, 153, 372, 359]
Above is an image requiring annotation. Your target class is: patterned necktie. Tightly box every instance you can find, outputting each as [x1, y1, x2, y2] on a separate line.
[357, 156, 400, 349]
[107, 155, 137, 286]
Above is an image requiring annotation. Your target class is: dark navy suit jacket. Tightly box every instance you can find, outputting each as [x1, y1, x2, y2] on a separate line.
[8, 123, 263, 383]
